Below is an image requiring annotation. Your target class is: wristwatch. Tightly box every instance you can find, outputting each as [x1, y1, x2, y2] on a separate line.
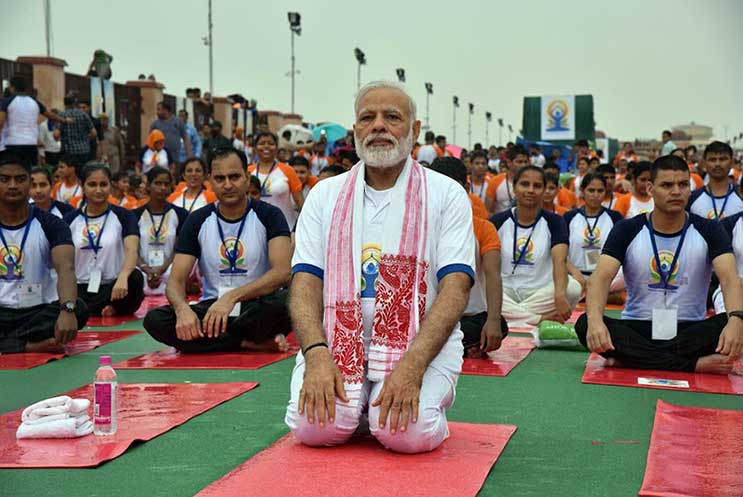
[60, 301, 77, 313]
[727, 310, 743, 321]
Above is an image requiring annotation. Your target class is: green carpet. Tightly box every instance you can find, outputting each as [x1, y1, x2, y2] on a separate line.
[2, 319, 741, 497]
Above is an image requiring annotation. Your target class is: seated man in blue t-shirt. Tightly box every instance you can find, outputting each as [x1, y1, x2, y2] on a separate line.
[576, 155, 743, 375]
[143, 148, 293, 353]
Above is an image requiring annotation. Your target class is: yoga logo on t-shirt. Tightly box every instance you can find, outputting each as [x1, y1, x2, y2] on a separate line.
[148, 215, 169, 244]
[582, 226, 601, 248]
[648, 250, 681, 290]
[218, 237, 248, 274]
[80, 224, 102, 250]
[706, 209, 725, 220]
[361, 244, 381, 298]
[512, 237, 535, 266]
[0, 244, 22, 280]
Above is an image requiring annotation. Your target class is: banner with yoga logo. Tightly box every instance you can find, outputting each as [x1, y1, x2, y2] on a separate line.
[540, 95, 575, 141]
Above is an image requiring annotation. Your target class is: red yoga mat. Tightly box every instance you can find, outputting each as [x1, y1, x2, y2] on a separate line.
[196, 422, 516, 497]
[0, 331, 141, 370]
[0, 382, 258, 468]
[114, 345, 298, 370]
[461, 336, 535, 376]
[581, 353, 743, 395]
[639, 400, 743, 497]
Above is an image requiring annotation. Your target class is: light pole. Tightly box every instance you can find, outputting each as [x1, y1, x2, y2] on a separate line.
[207, 0, 213, 96]
[424, 82, 433, 131]
[287, 12, 301, 113]
[467, 103, 474, 149]
[396, 68, 405, 83]
[485, 112, 492, 146]
[355, 48, 366, 90]
[452, 96, 459, 144]
[498, 118, 504, 146]
[44, 0, 52, 56]
[508, 124, 514, 141]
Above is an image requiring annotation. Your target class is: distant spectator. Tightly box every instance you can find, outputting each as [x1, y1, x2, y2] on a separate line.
[150, 101, 190, 164]
[660, 130, 676, 156]
[139, 130, 169, 173]
[98, 112, 126, 173]
[77, 100, 101, 161]
[0, 76, 67, 166]
[177, 110, 201, 164]
[38, 113, 62, 166]
[58, 96, 96, 175]
[202, 121, 231, 162]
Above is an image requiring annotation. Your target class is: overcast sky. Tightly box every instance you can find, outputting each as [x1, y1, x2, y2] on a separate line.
[3, 0, 742, 144]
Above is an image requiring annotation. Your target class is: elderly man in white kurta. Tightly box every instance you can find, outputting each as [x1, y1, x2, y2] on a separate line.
[285, 81, 476, 454]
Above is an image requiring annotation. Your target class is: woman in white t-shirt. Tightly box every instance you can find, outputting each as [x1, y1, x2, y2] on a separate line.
[564, 173, 624, 295]
[491, 166, 582, 327]
[247, 132, 304, 228]
[140, 129, 169, 173]
[64, 164, 144, 317]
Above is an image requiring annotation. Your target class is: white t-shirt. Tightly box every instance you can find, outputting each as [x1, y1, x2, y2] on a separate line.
[55, 182, 81, 204]
[415, 144, 440, 165]
[169, 189, 213, 213]
[688, 186, 743, 221]
[174, 201, 290, 301]
[65, 205, 139, 284]
[625, 195, 654, 219]
[722, 213, 743, 279]
[38, 121, 61, 155]
[248, 162, 302, 229]
[492, 208, 569, 291]
[141, 149, 169, 173]
[133, 204, 189, 268]
[0, 95, 45, 146]
[292, 162, 476, 372]
[0, 208, 71, 308]
[603, 213, 731, 321]
[564, 208, 623, 274]
[310, 155, 330, 177]
[469, 176, 491, 203]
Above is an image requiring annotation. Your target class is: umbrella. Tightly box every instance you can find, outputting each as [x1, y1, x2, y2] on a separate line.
[446, 144, 463, 158]
[312, 123, 348, 143]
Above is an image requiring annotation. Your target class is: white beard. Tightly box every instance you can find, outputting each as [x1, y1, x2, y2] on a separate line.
[355, 128, 414, 169]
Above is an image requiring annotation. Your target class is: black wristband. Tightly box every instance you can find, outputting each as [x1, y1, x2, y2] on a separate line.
[303, 342, 328, 355]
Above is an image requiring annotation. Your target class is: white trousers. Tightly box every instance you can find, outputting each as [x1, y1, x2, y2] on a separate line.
[140, 267, 171, 296]
[285, 354, 457, 454]
[502, 276, 582, 328]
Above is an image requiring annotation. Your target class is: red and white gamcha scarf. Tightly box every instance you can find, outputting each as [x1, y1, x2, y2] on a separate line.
[324, 159, 429, 405]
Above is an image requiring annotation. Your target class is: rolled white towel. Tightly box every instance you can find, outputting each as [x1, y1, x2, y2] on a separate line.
[21, 396, 90, 423]
[16, 414, 93, 439]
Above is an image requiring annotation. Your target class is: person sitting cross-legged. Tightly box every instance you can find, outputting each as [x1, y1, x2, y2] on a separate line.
[576, 155, 743, 374]
[143, 148, 293, 353]
[0, 152, 88, 353]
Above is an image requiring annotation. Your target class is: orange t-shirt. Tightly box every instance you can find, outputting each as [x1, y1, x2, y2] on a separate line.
[473, 216, 501, 255]
[544, 203, 568, 215]
[306, 175, 319, 190]
[248, 162, 303, 227]
[469, 193, 489, 220]
[556, 187, 578, 208]
[175, 181, 213, 193]
[69, 195, 137, 209]
[690, 173, 704, 191]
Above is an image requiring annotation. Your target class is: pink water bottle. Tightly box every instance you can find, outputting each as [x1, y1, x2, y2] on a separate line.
[94, 355, 117, 435]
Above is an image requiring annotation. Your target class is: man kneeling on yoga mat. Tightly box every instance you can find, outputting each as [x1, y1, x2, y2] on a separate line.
[143, 148, 293, 353]
[285, 81, 475, 454]
[576, 155, 743, 374]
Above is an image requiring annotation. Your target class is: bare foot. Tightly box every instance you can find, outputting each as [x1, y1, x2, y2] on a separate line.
[604, 358, 623, 368]
[101, 305, 116, 317]
[695, 354, 734, 375]
[240, 334, 288, 352]
[25, 338, 65, 354]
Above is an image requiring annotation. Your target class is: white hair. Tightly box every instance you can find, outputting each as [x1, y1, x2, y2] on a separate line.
[354, 80, 417, 121]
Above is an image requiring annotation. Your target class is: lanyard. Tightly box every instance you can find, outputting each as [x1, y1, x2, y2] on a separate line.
[256, 162, 277, 194]
[505, 176, 513, 203]
[61, 183, 79, 202]
[470, 180, 485, 197]
[216, 202, 250, 272]
[83, 206, 111, 256]
[182, 188, 203, 212]
[581, 207, 603, 246]
[706, 185, 734, 220]
[606, 191, 614, 209]
[148, 207, 169, 244]
[511, 209, 541, 274]
[0, 206, 34, 277]
[646, 213, 689, 295]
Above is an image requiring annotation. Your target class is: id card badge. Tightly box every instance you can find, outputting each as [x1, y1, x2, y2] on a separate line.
[18, 283, 43, 308]
[652, 305, 678, 340]
[584, 249, 601, 271]
[147, 248, 165, 267]
[87, 269, 102, 294]
[218, 285, 240, 317]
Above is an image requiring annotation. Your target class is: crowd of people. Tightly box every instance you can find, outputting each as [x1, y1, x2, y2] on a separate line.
[1, 77, 742, 454]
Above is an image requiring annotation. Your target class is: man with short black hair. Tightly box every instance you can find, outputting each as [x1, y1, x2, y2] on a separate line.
[415, 131, 442, 165]
[58, 96, 96, 176]
[660, 130, 676, 157]
[688, 141, 742, 220]
[143, 149, 293, 353]
[0, 76, 67, 167]
[150, 102, 190, 165]
[577, 155, 743, 374]
[202, 121, 231, 163]
[485, 145, 529, 214]
[0, 152, 88, 353]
